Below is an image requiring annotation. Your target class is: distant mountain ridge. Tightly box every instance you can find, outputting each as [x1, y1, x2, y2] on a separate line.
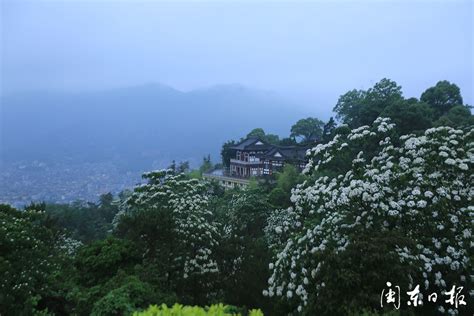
[1, 83, 314, 170]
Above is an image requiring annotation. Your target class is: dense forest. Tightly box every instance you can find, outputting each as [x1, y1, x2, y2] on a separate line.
[1, 79, 472, 315]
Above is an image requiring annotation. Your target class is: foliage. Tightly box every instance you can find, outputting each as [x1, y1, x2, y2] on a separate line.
[322, 117, 337, 142]
[0, 204, 74, 315]
[290, 117, 325, 143]
[178, 161, 191, 174]
[168, 161, 192, 174]
[115, 170, 220, 304]
[350, 310, 405, 316]
[188, 169, 204, 179]
[434, 105, 474, 128]
[75, 237, 140, 286]
[264, 134, 280, 145]
[246, 128, 266, 139]
[134, 303, 264, 316]
[278, 137, 297, 146]
[200, 155, 214, 174]
[334, 78, 403, 128]
[213, 187, 273, 312]
[246, 128, 280, 145]
[3, 78, 473, 316]
[45, 193, 120, 242]
[90, 276, 164, 316]
[221, 140, 237, 169]
[265, 118, 473, 315]
[381, 98, 434, 135]
[420, 80, 463, 117]
[334, 78, 472, 138]
[268, 164, 306, 208]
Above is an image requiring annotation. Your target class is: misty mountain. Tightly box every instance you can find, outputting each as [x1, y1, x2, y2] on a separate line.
[1, 84, 313, 170]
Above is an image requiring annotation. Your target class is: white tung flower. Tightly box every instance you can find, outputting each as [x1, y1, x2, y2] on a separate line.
[450, 215, 459, 224]
[462, 229, 471, 238]
[264, 123, 474, 313]
[445, 158, 456, 165]
[417, 200, 427, 208]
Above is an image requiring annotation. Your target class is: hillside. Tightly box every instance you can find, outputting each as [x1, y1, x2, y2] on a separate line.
[0, 84, 316, 205]
[1, 84, 313, 170]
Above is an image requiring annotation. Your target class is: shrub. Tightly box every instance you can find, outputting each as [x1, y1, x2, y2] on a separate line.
[134, 303, 263, 316]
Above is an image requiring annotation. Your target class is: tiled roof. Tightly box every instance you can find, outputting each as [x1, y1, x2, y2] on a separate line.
[230, 137, 271, 150]
[264, 146, 308, 161]
[230, 137, 310, 161]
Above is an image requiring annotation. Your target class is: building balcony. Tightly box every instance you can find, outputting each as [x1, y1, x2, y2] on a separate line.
[202, 171, 251, 188]
[230, 158, 262, 165]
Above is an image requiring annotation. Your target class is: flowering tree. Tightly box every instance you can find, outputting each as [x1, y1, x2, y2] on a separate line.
[0, 204, 80, 314]
[215, 186, 273, 311]
[264, 118, 473, 315]
[114, 170, 220, 303]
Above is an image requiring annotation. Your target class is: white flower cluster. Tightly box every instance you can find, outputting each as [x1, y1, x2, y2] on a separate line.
[264, 207, 300, 250]
[0, 207, 58, 297]
[264, 119, 473, 313]
[57, 234, 83, 256]
[116, 170, 220, 279]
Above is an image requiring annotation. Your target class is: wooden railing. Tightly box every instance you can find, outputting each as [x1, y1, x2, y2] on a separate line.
[202, 173, 251, 185]
[230, 159, 262, 165]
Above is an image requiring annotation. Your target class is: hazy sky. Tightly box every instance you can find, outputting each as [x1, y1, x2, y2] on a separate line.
[1, 0, 473, 111]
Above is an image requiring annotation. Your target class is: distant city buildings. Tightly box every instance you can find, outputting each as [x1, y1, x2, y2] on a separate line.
[1, 138, 313, 204]
[0, 161, 143, 207]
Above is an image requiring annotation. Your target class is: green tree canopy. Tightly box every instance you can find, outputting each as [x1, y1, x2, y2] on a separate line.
[75, 237, 140, 286]
[221, 140, 236, 169]
[381, 98, 434, 135]
[421, 80, 463, 117]
[290, 117, 324, 143]
[247, 128, 266, 139]
[0, 204, 77, 315]
[199, 154, 213, 174]
[268, 164, 305, 208]
[278, 137, 297, 146]
[214, 187, 273, 312]
[333, 78, 403, 128]
[263, 133, 280, 145]
[322, 117, 337, 142]
[434, 104, 474, 127]
[246, 128, 280, 144]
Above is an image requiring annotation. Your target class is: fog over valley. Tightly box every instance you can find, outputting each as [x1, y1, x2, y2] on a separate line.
[1, 0, 472, 205]
[1, 83, 314, 205]
[1, 1, 474, 314]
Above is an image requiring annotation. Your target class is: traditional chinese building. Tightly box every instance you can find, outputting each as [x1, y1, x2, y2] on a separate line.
[229, 137, 309, 177]
[203, 137, 311, 188]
